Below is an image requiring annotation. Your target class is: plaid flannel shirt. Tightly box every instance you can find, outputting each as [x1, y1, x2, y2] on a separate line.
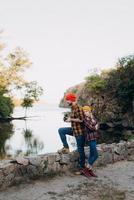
[70, 103, 85, 136]
[84, 116, 98, 141]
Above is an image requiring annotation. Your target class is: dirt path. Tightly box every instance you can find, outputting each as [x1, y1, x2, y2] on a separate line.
[0, 161, 134, 200]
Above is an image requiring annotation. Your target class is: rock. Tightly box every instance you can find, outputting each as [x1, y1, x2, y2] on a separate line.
[51, 162, 61, 172]
[107, 122, 115, 128]
[0, 140, 134, 190]
[60, 154, 70, 165]
[103, 151, 113, 164]
[47, 153, 56, 165]
[127, 140, 134, 148]
[97, 145, 103, 156]
[0, 170, 4, 187]
[55, 153, 61, 162]
[2, 163, 15, 176]
[127, 155, 134, 161]
[107, 128, 114, 132]
[26, 165, 38, 177]
[70, 151, 79, 162]
[40, 159, 48, 171]
[5, 173, 15, 184]
[29, 157, 42, 166]
[15, 157, 29, 166]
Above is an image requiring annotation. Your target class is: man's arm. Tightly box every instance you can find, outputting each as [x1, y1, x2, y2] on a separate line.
[69, 106, 84, 123]
[69, 118, 83, 122]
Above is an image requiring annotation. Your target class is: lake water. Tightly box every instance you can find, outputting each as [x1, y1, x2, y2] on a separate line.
[0, 104, 77, 159]
[0, 103, 125, 159]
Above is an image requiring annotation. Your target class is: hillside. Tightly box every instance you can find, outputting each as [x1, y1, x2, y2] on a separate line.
[59, 55, 134, 142]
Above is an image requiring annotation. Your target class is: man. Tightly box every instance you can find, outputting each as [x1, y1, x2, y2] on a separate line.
[58, 93, 86, 171]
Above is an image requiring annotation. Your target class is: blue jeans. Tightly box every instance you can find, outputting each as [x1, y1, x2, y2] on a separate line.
[88, 140, 98, 166]
[58, 127, 85, 168]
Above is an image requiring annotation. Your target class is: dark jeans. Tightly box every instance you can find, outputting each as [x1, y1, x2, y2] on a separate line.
[58, 127, 85, 168]
[88, 140, 98, 166]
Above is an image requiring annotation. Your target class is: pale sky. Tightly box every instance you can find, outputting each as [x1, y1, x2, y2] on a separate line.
[0, 0, 134, 103]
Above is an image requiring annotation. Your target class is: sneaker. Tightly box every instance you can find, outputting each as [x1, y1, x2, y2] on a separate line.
[57, 147, 70, 154]
[80, 167, 92, 178]
[86, 164, 92, 170]
[87, 169, 98, 177]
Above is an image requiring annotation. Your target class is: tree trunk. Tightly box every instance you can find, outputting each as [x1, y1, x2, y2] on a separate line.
[25, 108, 27, 117]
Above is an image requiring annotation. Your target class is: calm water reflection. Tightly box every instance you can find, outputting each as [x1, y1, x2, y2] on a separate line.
[0, 122, 14, 159]
[0, 104, 126, 159]
[0, 104, 77, 159]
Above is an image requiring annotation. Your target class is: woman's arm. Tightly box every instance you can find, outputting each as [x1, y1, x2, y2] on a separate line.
[84, 117, 98, 131]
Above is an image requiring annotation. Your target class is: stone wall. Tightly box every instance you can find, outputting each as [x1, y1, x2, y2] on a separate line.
[0, 140, 134, 190]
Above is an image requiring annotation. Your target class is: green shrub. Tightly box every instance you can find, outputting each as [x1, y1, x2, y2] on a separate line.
[85, 55, 134, 113]
[0, 94, 14, 118]
[85, 74, 106, 92]
[105, 55, 134, 112]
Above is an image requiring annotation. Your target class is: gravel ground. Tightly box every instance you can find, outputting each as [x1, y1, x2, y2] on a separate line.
[0, 161, 134, 200]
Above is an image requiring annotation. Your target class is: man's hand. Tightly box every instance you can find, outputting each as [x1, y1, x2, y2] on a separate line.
[65, 117, 71, 122]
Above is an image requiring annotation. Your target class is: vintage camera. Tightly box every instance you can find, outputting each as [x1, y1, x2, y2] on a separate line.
[63, 112, 71, 122]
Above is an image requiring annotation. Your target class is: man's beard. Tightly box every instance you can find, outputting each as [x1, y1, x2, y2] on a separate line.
[67, 102, 72, 106]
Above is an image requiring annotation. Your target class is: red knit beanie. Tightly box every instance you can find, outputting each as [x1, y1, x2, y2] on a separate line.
[65, 93, 77, 102]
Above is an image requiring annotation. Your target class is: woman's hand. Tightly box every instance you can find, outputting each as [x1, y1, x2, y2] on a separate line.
[95, 124, 99, 130]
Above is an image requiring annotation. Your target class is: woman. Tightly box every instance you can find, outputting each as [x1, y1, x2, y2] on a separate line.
[83, 106, 99, 177]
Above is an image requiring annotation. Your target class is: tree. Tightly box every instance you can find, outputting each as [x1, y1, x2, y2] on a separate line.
[0, 35, 44, 118]
[105, 55, 134, 112]
[0, 47, 32, 90]
[84, 54, 134, 121]
[21, 98, 34, 117]
[22, 128, 44, 156]
[0, 122, 14, 158]
[0, 43, 32, 118]
[116, 55, 134, 112]
[21, 81, 43, 117]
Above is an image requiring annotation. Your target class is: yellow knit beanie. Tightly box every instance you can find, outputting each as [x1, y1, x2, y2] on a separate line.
[82, 106, 92, 111]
